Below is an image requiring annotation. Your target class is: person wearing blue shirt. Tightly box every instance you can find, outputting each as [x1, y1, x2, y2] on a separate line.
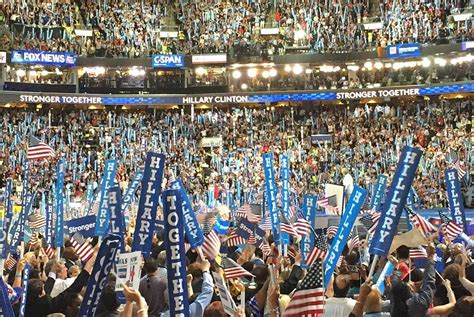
[160, 260, 214, 317]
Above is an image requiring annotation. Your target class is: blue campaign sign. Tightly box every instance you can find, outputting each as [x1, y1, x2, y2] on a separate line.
[370, 146, 422, 256]
[66, 215, 97, 237]
[370, 175, 387, 211]
[445, 169, 467, 232]
[262, 153, 281, 244]
[152, 54, 185, 68]
[324, 186, 367, 287]
[11, 50, 77, 66]
[386, 43, 421, 59]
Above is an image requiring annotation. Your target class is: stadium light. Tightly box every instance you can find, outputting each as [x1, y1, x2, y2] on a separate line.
[305, 69, 312, 74]
[347, 65, 359, 71]
[241, 83, 248, 90]
[374, 62, 383, 70]
[284, 65, 292, 72]
[29, 70, 37, 77]
[434, 58, 446, 67]
[232, 70, 242, 79]
[269, 68, 277, 77]
[421, 58, 431, 68]
[16, 69, 26, 77]
[262, 70, 269, 78]
[363, 61, 373, 70]
[195, 67, 206, 76]
[247, 68, 257, 78]
[292, 64, 303, 75]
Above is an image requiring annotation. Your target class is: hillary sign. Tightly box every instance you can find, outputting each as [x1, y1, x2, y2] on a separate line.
[324, 186, 367, 287]
[132, 152, 165, 257]
[445, 169, 467, 232]
[152, 54, 184, 68]
[11, 50, 77, 66]
[370, 147, 422, 256]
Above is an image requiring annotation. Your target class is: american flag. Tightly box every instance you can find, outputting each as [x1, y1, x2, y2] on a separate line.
[70, 233, 94, 262]
[226, 228, 246, 247]
[248, 232, 256, 245]
[280, 215, 298, 237]
[259, 217, 272, 231]
[439, 211, 464, 239]
[347, 233, 360, 250]
[409, 246, 427, 259]
[406, 208, 436, 235]
[42, 239, 55, 259]
[5, 255, 18, 270]
[326, 226, 338, 239]
[28, 212, 46, 229]
[202, 230, 221, 260]
[452, 160, 467, 179]
[29, 231, 39, 246]
[232, 204, 261, 223]
[222, 257, 254, 279]
[294, 217, 311, 237]
[27, 135, 55, 161]
[306, 234, 328, 267]
[317, 195, 338, 211]
[284, 260, 325, 317]
[259, 242, 272, 256]
[202, 213, 217, 235]
[368, 213, 381, 235]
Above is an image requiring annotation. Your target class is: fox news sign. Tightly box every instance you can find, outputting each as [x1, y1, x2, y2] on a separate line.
[152, 54, 184, 68]
[11, 50, 77, 66]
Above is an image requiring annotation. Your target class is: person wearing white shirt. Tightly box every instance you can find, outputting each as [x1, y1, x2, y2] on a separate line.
[323, 275, 356, 317]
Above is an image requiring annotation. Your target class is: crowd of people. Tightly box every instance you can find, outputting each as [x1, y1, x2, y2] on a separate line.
[0, 99, 471, 213]
[1, 0, 472, 57]
[0, 101, 472, 316]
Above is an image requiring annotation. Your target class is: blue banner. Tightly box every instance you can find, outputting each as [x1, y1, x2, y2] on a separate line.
[280, 154, 290, 245]
[324, 186, 367, 287]
[78, 234, 121, 317]
[54, 159, 65, 247]
[121, 170, 144, 211]
[300, 194, 316, 268]
[386, 43, 421, 59]
[169, 179, 204, 249]
[45, 203, 53, 245]
[213, 217, 230, 234]
[370, 175, 387, 211]
[152, 54, 185, 68]
[11, 50, 77, 66]
[19, 264, 32, 317]
[95, 160, 118, 236]
[0, 281, 15, 317]
[1, 179, 12, 230]
[132, 153, 165, 257]
[370, 147, 422, 256]
[17, 162, 30, 242]
[66, 215, 96, 238]
[108, 187, 125, 252]
[375, 262, 394, 293]
[236, 218, 255, 240]
[162, 190, 190, 317]
[262, 153, 281, 243]
[445, 168, 467, 232]
[9, 194, 30, 253]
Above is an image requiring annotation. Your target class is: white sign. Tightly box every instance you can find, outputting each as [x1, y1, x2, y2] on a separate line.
[115, 251, 142, 291]
[192, 54, 227, 64]
[260, 28, 279, 35]
[212, 272, 237, 316]
[75, 29, 93, 37]
[0, 52, 6, 64]
[200, 137, 223, 148]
